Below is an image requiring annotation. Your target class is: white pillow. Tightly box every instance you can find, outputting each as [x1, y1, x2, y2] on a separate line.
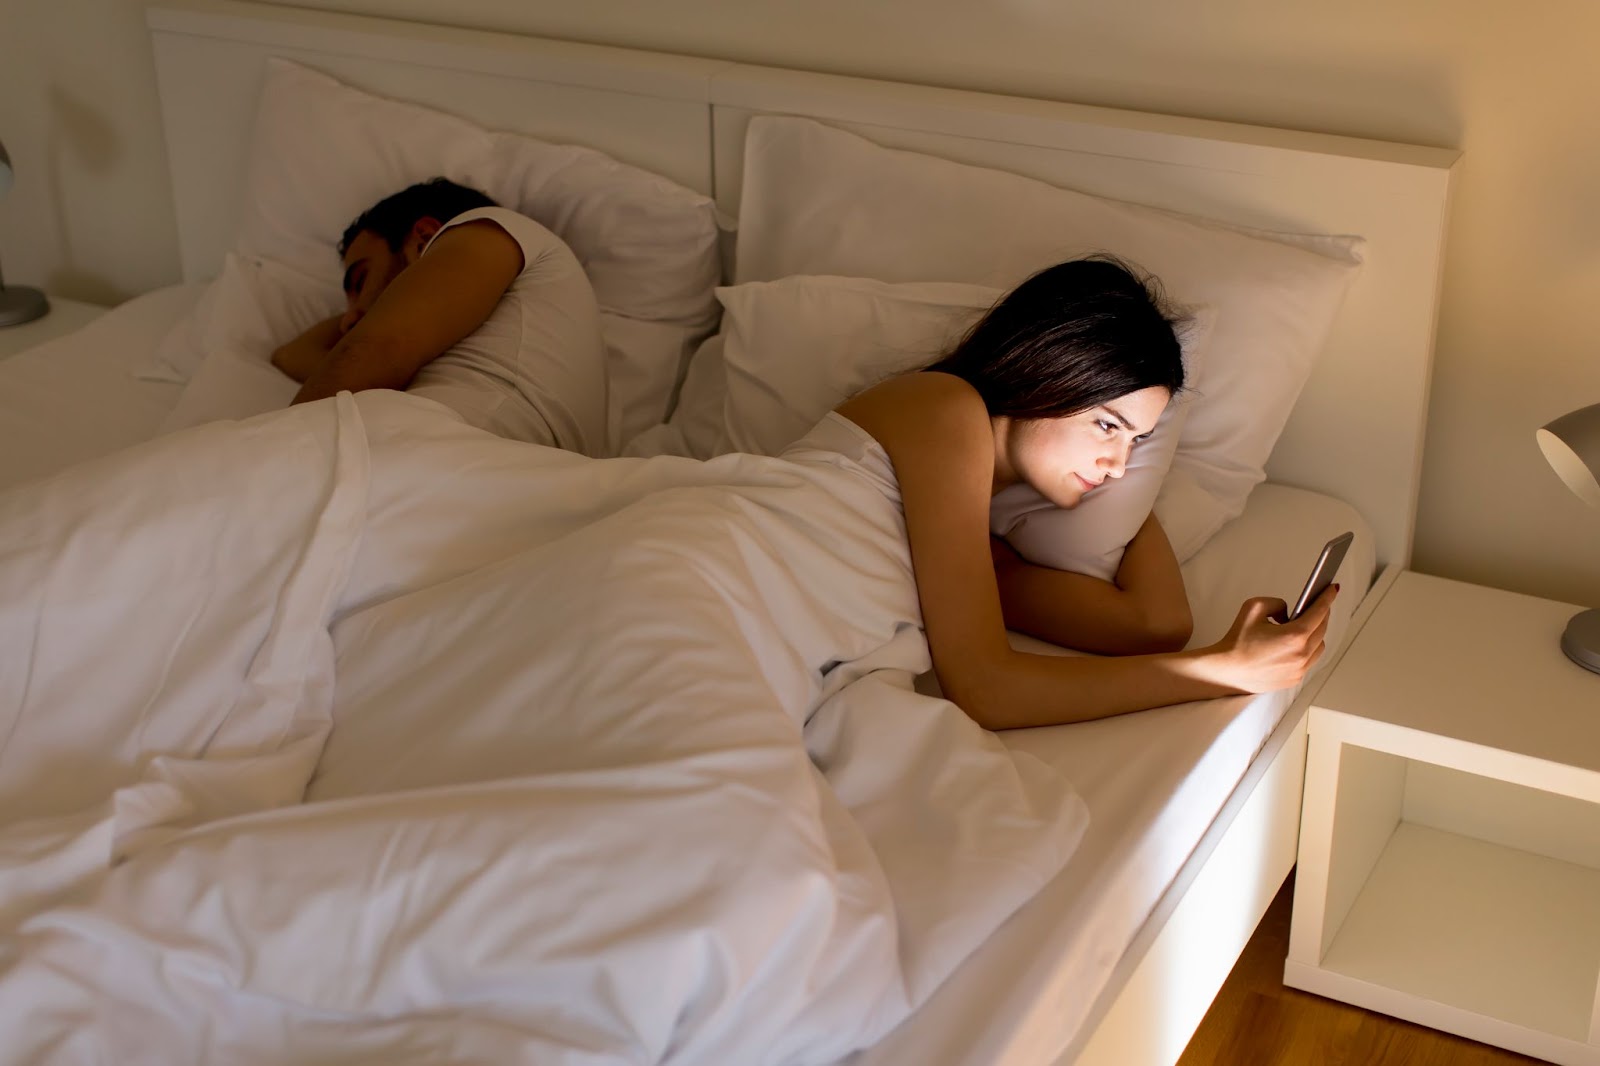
[622, 333, 725, 459]
[141, 280, 221, 385]
[734, 116, 1364, 557]
[157, 255, 341, 435]
[693, 274, 1212, 580]
[717, 276, 998, 456]
[144, 59, 722, 449]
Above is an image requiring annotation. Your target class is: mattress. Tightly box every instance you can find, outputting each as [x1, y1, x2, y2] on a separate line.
[0, 283, 199, 490]
[852, 482, 1377, 1066]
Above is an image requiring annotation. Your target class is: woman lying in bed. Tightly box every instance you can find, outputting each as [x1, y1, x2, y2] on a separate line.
[841, 256, 1334, 731]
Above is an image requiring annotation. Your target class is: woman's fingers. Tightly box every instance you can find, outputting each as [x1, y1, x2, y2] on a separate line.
[1288, 584, 1337, 630]
[1307, 640, 1327, 671]
[1243, 596, 1289, 625]
[1307, 582, 1340, 618]
[1291, 587, 1335, 675]
[1213, 584, 1341, 694]
[1297, 604, 1331, 643]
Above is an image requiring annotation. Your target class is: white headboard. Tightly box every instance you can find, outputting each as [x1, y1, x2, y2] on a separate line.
[147, 0, 1455, 572]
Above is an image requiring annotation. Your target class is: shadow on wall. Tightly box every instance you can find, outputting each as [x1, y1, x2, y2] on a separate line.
[45, 83, 124, 306]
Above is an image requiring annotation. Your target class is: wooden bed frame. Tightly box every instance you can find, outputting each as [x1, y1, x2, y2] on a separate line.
[146, 3, 1457, 1061]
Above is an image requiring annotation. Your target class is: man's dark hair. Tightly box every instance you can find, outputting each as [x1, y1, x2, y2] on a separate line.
[338, 178, 497, 256]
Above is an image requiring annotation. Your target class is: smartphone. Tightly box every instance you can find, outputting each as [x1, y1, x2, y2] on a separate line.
[1287, 531, 1354, 622]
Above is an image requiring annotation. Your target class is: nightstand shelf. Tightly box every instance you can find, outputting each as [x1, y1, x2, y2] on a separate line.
[1286, 571, 1600, 1065]
[1321, 821, 1600, 1042]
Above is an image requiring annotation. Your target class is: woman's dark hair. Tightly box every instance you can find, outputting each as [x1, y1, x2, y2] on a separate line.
[925, 255, 1186, 420]
[338, 178, 498, 256]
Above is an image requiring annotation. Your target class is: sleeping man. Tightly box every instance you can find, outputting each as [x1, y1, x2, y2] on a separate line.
[271, 178, 608, 455]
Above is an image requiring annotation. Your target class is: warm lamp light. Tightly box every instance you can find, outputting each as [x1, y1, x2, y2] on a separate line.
[0, 137, 51, 328]
[1537, 402, 1600, 674]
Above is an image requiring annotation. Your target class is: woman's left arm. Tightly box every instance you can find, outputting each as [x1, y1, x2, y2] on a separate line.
[992, 511, 1193, 654]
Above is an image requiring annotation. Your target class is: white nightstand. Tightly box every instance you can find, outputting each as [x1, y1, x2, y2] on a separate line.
[1285, 570, 1600, 1064]
[0, 297, 105, 360]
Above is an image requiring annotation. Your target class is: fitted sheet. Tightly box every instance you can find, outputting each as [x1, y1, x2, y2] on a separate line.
[852, 482, 1377, 1066]
[0, 284, 199, 490]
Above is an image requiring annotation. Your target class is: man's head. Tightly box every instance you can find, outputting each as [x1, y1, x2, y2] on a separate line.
[337, 178, 497, 331]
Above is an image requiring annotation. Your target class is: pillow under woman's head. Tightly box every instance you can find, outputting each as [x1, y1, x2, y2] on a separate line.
[732, 116, 1364, 557]
[676, 272, 1213, 581]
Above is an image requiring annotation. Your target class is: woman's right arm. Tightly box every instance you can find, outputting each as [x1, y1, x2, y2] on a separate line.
[839, 372, 1335, 731]
[991, 510, 1193, 656]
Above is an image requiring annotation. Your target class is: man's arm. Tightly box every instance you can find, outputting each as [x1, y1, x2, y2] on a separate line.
[293, 220, 525, 405]
[991, 511, 1194, 654]
[271, 315, 345, 383]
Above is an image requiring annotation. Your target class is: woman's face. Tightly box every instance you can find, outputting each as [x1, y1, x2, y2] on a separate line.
[998, 386, 1171, 508]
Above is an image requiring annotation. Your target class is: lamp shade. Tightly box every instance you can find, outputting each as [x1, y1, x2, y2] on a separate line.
[1537, 402, 1600, 510]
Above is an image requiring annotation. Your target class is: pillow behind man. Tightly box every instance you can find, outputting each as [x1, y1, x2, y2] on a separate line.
[142, 58, 723, 452]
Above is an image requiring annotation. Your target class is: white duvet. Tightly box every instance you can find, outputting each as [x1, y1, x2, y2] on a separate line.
[0, 392, 1084, 1065]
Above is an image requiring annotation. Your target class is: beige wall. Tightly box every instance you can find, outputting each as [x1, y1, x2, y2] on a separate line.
[4, 0, 1600, 606]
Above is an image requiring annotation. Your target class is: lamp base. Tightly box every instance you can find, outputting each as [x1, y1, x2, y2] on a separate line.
[0, 285, 50, 327]
[1559, 608, 1600, 675]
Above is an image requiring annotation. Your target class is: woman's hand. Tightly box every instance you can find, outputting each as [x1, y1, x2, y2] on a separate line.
[1199, 585, 1338, 694]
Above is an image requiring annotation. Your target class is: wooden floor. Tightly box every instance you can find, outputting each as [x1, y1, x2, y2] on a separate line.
[1177, 873, 1549, 1066]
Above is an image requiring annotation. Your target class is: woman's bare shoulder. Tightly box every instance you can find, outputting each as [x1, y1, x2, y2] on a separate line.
[837, 371, 990, 442]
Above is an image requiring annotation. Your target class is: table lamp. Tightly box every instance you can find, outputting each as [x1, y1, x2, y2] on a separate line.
[1536, 402, 1600, 673]
[0, 137, 50, 327]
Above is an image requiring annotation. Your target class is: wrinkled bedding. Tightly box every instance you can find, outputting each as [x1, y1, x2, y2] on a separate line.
[0, 392, 1084, 1065]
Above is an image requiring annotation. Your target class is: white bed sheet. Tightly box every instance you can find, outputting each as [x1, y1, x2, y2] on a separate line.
[852, 482, 1376, 1066]
[0, 283, 198, 490]
[0, 394, 1083, 1064]
[0, 286, 1378, 1064]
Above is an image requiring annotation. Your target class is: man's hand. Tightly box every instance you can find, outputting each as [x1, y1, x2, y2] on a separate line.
[293, 220, 524, 405]
[271, 315, 346, 383]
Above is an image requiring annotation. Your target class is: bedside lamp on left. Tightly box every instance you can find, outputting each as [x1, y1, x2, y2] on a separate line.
[0, 137, 50, 327]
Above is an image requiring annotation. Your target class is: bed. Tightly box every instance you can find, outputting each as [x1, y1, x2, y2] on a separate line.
[0, 2, 1457, 1063]
[0, 284, 197, 489]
